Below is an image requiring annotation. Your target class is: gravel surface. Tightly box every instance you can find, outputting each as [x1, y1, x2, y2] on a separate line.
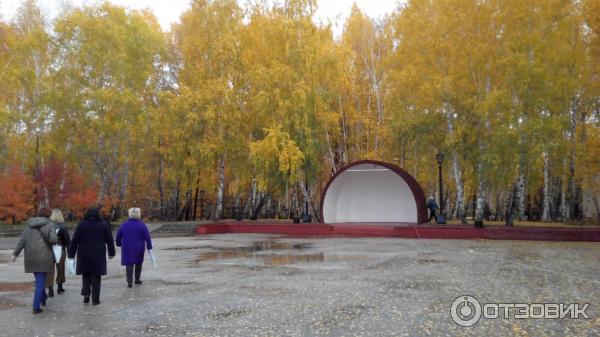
[0, 234, 598, 336]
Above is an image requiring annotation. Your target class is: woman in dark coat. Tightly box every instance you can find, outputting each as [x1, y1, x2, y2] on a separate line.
[67, 208, 115, 305]
[116, 208, 153, 288]
[12, 208, 58, 314]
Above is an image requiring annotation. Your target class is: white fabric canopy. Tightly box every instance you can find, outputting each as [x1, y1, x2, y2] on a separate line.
[322, 163, 418, 223]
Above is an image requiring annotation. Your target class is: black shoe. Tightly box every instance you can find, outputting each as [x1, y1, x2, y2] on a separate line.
[48, 287, 54, 297]
[33, 308, 43, 314]
[83, 295, 90, 304]
[57, 285, 64, 294]
[127, 283, 132, 288]
[92, 301, 100, 306]
[134, 280, 142, 285]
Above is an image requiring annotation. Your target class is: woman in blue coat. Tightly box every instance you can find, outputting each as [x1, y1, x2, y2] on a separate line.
[115, 208, 153, 288]
[67, 208, 115, 305]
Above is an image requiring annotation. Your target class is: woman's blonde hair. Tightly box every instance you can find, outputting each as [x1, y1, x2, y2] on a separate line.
[50, 208, 65, 223]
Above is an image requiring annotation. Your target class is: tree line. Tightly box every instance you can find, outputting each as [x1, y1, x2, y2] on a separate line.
[0, 0, 598, 224]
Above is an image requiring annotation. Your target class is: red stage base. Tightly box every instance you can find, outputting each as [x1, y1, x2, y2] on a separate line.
[196, 222, 600, 242]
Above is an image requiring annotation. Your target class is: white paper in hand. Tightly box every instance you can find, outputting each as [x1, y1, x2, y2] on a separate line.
[148, 250, 157, 268]
[67, 259, 76, 275]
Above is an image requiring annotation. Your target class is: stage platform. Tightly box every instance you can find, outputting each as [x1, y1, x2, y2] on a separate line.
[196, 222, 600, 242]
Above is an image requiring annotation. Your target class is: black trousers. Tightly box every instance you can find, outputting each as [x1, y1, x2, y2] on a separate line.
[81, 273, 101, 303]
[126, 264, 142, 284]
[428, 209, 438, 222]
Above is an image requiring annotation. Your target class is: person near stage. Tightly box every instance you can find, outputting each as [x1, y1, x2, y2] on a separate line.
[427, 197, 439, 223]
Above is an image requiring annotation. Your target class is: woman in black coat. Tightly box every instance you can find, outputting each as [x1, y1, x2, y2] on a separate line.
[67, 208, 115, 305]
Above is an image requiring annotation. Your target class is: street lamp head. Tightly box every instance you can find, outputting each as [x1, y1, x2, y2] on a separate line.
[436, 153, 444, 165]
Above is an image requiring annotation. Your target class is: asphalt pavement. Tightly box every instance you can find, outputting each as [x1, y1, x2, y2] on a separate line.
[0, 234, 598, 336]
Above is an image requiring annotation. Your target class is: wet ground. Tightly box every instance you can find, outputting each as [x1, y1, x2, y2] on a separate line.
[0, 234, 599, 336]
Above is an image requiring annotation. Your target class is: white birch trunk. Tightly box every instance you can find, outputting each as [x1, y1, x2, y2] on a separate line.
[97, 174, 111, 204]
[516, 127, 528, 221]
[566, 96, 578, 219]
[560, 182, 567, 220]
[118, 160, 129, 217]
[338, 95, 348, 165]
[325, 131, 337, 174]
[298, 177, 319, 221]
[39, 157, 50, 209]
[157, 138, 164, 220]
[358, 28, 384, 156]
[474, 120, 487, 222]
[400, 139, 405, 168]
[516, 168, 527, 221]
[593, 195, 600, 222]
[542, 149, 551, 221]
[446, 108, 466, 223]
[215, 153, 225, 219]
[118, 134, 131, 208]
[58, 141, 71, 203]
[243, 179, 256, 217]
[505, 185, 516, 226]
[251, 178, 257, 215]
[452, 153, 466, 223]
[475, 180, 486, 222]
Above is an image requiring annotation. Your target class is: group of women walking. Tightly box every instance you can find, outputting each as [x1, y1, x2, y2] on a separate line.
[12, 207, 153, 314]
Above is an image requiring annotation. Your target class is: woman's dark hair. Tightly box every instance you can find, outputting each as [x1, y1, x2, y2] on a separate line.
[37, 207, 52, 218]
[84, 208, 102, 220]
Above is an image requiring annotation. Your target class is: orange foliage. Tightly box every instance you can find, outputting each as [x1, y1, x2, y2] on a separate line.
[0, 166, 35, 222]
[66, 189, 119, 220]
[34, 161, 122, 220]
[66, 184, 99, 219]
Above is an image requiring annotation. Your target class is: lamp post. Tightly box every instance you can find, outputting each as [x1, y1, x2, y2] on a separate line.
[436, 152, 446, 224]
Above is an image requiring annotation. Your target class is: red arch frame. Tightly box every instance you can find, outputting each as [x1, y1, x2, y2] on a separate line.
[320, 160, 428, 224]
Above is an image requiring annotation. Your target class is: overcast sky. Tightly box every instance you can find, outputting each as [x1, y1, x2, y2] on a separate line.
[0, 0, 401, 35]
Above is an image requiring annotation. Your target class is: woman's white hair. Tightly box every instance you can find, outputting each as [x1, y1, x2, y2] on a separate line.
[128, 207, 141, 219]
[50, 208, 65, 223]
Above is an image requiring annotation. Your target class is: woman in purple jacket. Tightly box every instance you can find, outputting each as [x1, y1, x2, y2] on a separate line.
[115, 208, 153, 288]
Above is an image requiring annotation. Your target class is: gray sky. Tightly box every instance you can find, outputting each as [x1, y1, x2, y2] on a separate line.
[0, 0, 401, 35]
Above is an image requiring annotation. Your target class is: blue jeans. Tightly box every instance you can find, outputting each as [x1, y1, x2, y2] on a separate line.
[33, 272, 47, 310]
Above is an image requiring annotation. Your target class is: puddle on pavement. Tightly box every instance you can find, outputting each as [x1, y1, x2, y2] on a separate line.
[0, 282, 33, 292]
[261, 252, 324, 265]
[207, 308, 251, 320]
[316, 304, 373, 326]
[164, 245, 213, 251]
[415, 258, 448, 264]
[192, 240, 322, 266]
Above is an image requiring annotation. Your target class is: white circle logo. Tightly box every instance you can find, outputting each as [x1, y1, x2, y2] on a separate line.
[451, 295, 482, 327]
